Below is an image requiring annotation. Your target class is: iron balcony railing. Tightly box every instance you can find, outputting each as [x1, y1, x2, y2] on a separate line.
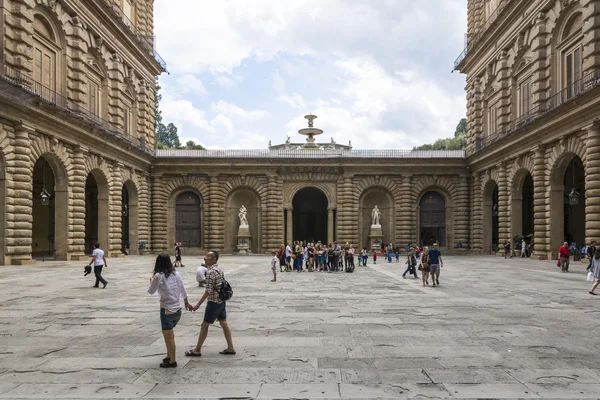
[454, 1, 511, 70]
[470, 69, 600, 154]
[0, 62, 151, 155]
[100, 1, 167, 71]
[156, 149, 466, 159]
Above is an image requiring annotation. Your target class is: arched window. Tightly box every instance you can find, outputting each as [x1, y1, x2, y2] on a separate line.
[557, 12, 583, 101]
[33, 14, 61, 102]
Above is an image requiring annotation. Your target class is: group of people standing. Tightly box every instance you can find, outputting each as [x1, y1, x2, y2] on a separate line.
[276, 241, 357, 274]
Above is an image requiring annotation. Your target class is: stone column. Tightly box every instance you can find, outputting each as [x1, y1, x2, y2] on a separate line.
[398, 175, 412, 246]
[498, 162, 510, 248]
[496, 51, 511, 133]
[137, 174, 151, 254]
[108, 162, 123, 257]
[151, 174, 167, 252]
[455, 175, 470, 249]
[9, 124, 35, 265]
[585, 123, 600, 243]
[472, 172, 483, 252]
[206, 175, 225, 250]
[533, 146, 549, 259]
[286, 208, 293, 243]
[69, 145, 87, 260]
[327, 208, 334, 244]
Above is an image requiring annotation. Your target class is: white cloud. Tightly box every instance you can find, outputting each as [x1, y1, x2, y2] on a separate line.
[215, 75, 240, 89]
[211, 101, 270, 120]
[176, 74, 207, 96]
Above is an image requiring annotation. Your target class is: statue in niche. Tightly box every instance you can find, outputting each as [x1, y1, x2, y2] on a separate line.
[372, 205, 381, 226]
[239, 205, 249, 227]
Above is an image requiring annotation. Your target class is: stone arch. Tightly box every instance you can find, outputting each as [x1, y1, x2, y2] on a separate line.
[357, 185, 395, 250]
[285, 182, 336, 209]
[165, 176, 210, 251]
[410, 177, 457, 247]
[224, 187, 262, 254]
[510, 166, 535, 247]
[549, 147, 586, 256]
[85, 168, 110, 253]
[482, 178, 500, 254]
[414, 185, 454, 247]
[122, 179, 139, 255]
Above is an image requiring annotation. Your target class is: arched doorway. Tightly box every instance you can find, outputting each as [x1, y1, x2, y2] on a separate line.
[550, 155, 585, 255]
[121, 181, 139, 255]
[225, 188, 261, 253]
[32, 156, 68, 260]
[292, 187, 328, 243]
[511, 171, 534, 247]
[359, 187, 394, 249]
[419, 191, 446, 246]
[85, 170, 109, 255]
[483, 180, 499, 253]
[176, 191, 201, 248]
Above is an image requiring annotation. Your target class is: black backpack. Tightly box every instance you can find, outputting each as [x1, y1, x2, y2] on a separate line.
[218, 270, 233, 301]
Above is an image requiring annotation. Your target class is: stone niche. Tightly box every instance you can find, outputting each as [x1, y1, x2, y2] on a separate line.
[359, 188, 395, 250]
[224, 188, 261, 254]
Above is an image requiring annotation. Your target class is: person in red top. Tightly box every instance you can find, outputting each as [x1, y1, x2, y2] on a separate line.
[558, 242, 570, 272]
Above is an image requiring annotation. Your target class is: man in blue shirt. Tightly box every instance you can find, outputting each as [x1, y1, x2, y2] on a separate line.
[428, 242, 443, 287]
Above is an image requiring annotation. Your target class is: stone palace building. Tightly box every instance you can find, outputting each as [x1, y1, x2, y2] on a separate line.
[0, 0, 598, 264]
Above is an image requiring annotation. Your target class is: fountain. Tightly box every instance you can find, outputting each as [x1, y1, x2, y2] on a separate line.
[298, 114, 323, 149]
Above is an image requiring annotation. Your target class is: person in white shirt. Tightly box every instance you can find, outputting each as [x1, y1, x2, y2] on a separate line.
[148, 253, 192, 368]
[271, 251, 279, 282]
[196, 264, 208, 287]
[285, 243, 292, 272]
[87, 242, 108, 289]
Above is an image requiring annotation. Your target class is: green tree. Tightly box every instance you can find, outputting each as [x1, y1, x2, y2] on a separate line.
[154, 81, 194, 149]
[414, 118, 467, 150]
[184, 140, 205, 150]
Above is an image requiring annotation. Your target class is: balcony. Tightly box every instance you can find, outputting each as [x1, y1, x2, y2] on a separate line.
[99, 1, 167, 72]
[469, 69, 600, 155]
[454, 1, 512, 71]
[0, 62, 152, 155]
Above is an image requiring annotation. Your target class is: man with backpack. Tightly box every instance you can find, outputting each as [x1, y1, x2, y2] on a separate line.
[185, 251, 236, 357]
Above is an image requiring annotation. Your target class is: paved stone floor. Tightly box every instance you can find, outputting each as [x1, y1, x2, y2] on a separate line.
[0, 254, 598, 399]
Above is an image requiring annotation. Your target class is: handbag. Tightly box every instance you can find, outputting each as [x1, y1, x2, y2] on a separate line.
[556, 259, 561, 267]
[587, 271, 595, 282]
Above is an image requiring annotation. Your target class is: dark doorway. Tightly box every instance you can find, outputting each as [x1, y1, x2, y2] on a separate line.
[522, 173, 534, 239]
[564, 157, 585, 247]
[292, 187, 328, 243]
[32, 157, 56, 259]
[176, 191, 201, 247]
[419, 191, 446, 246]
[121, 185, 129, 254]
[85, 173, 99, 255]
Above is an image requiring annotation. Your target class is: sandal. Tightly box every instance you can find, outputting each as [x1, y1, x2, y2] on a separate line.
[184, 350, 202, 357]
[219, 349, 236, 355]
[590, 291, 597, 296]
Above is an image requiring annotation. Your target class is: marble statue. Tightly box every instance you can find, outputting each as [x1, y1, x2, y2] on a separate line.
[286, 136, 291, 144]
[372, 205, 381, 226]
[239, 205, 248, 226]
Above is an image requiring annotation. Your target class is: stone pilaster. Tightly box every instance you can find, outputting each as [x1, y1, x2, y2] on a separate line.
[108, 162, 123, 256]
[3, 0, 34, 75]
[206, 175, 225, 250]
[533, 146, 549, 259]
[530, 12, 550, 112]
[398, 175, 412, 245]
[582, 0, 600, 76]
[69, 145, 87, 259]
[151, 175, 167, 252]
[455, 175, 470, 249]
[496, 51, 512, 133]
[498, 162, 510, 246]
[473, 0, 484, 34]
[467, 78, 483, 153]
[472, 172, 483, 252]
[65, 16, 88, 108]
[9, 124, 34, 264]
[264, 174, 283, 251]
[138, 174, 151, 251]
[585, 124, 600, 243]
[336, 175, 357, 245]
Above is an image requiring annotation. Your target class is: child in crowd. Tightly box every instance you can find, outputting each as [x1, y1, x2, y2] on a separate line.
[373, 251, 377, 264]
[394, 249, 400, 262]
[271, 251, 279, 282]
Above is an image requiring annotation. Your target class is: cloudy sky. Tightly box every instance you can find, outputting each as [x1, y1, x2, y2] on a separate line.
[154, 0, 467, 150]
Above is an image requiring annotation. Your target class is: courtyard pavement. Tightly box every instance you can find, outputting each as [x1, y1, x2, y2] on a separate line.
[0, 253, 598, 399]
